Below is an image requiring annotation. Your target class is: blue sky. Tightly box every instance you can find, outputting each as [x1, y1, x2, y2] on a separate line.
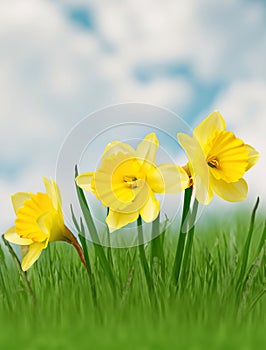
[0, 0, 265, 230]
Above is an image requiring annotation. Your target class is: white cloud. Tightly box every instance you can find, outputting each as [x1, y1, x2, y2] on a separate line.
[0, 0, 265, 231]
[0, 0, 193, 230]
[92, 0, 265, 82]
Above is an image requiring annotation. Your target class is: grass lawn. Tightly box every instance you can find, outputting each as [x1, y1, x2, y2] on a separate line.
[0, 201, 265, 350]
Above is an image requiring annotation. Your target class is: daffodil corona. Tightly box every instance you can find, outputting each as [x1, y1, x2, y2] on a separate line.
[76, 133, 189, 231]
[178, 111, 260, 204]
[4, 178, 86, 271]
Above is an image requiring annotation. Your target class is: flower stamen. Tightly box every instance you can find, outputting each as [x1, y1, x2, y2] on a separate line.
[207, 155, 221, 169]
[124, 176, 138, 189]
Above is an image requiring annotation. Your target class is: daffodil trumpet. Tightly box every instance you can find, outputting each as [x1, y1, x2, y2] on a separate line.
[76, 133, 189, 232]
[178, 110, 260, 205]
[4, 177, 86, 271]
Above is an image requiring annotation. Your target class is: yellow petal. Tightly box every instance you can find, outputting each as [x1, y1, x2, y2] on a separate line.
[4, 226, 33, 245]
[147, 164, 189, 193]
[140, 191, 160, 223]
[11, 192, 31, 214]
[37, 211, 64, 243]
[106, 209, 139, 232]
[103, 141, 136, 160]
[193, 110, 226, 149]
[245, 144, 260, 171]
[95, 153, 149, 213]
[194, 173, 214, 205]
[206, 130, 249, 183]
[95, 154, 135, 207]
[21, 245, 29, 259]
[15, 192, 55, 242]
[136, 133, 159, 164]
[42, 177, 62, 211]
[75, 172, 95, 193]
[178, 133, 211, 205]
[52, 179, 62, 210]
[37, 211, 53, 235]
[21, 241, 46, 271]
[211, 177, 248, 202]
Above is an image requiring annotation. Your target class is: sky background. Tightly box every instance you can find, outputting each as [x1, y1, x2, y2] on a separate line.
[0, 0, 265, 232]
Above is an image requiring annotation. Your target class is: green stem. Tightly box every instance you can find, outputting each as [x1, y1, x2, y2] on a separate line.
[180, 199, 199, 289]
[172, 186, 193, 288]
[79, 218, 98, 306]
[150, 213, 166, 282]
[150, 214, 160, 267]
[106, 208, 113, 267]
[137, 216, 155, 301]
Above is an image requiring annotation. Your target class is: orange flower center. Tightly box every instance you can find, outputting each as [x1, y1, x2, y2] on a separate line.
[207, 155, 221, 169]
[123, 176, 138, 189]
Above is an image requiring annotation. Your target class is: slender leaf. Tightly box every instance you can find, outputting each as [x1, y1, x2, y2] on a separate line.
[237, 197, 260, 290]
[256, 219, 266, 256]
[75, 165, 116, 296]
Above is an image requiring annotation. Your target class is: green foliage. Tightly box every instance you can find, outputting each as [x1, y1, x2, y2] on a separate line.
[0, 203, 265, 350]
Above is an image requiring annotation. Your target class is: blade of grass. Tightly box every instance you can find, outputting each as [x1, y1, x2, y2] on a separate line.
[172, 186, 193, 288]
[121, 250, 137, 305]
[1, 235, 36, 304]
[79, 218, 98, 308]
[240, 245, 265, 309]
[137, 216, 155, 302]
[256, 219, 266, 256]
[0, 248, 12, 311]
[75, 165, 116, 297]
[0, 244, 7, 270]
[237, 197, 260, 290]
[246, 285, 266, 314]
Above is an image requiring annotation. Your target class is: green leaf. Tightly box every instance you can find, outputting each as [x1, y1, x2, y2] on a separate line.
[256, 220, 266, 256]
[237, 197, 260, 290]
[74, 165, 116, 297]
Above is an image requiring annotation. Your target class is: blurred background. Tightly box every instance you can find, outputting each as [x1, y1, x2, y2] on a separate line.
[0, 0, 265, 232]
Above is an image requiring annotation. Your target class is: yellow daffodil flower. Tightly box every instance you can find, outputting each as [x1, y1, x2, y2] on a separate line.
[4, 177, 85, 271]
[76, 133, 189, 232]
[177, 111, 260, 205]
